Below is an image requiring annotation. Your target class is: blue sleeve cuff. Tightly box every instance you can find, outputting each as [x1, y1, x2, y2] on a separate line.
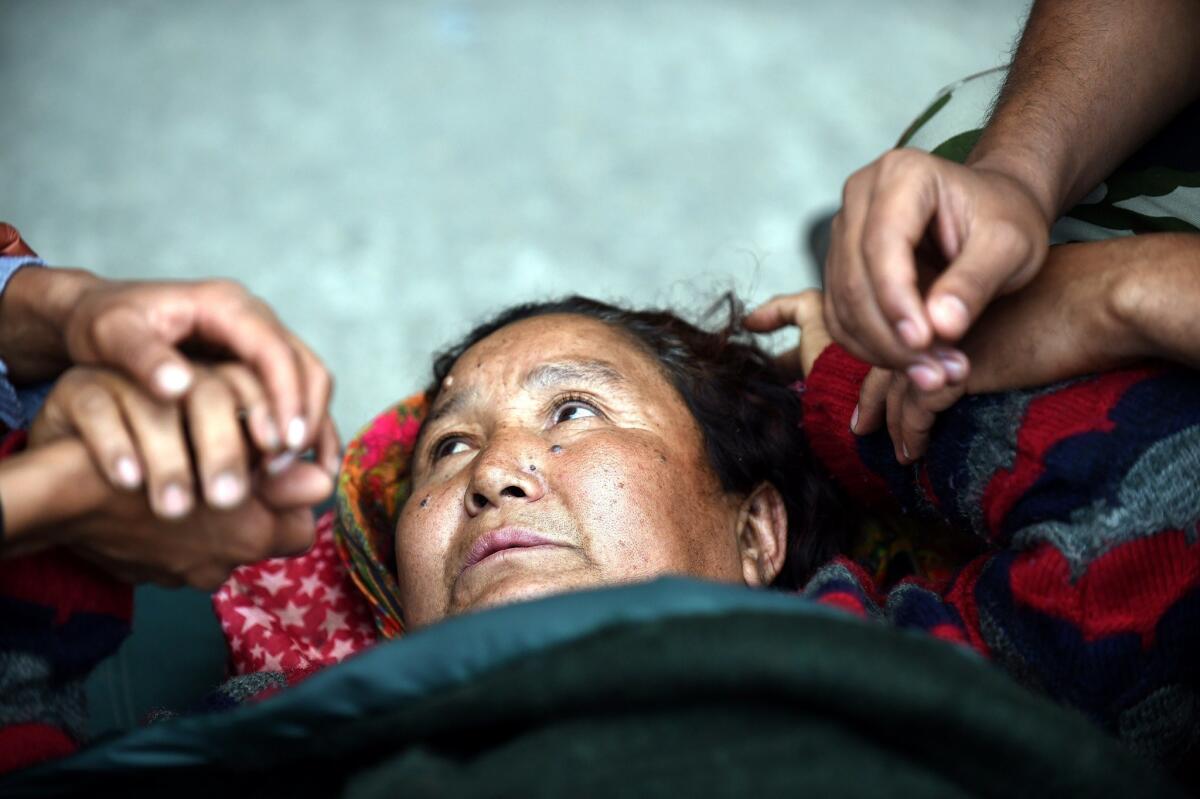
[0, 257, 46, 429]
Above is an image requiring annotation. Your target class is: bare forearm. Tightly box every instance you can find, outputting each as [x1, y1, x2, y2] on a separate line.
[0, 439, 109, 555]
[964, 234, 1200, 393]
[968, 0, 1200, 223]
[0, 267, 101, 383]
[1107, 234, 1200, 370]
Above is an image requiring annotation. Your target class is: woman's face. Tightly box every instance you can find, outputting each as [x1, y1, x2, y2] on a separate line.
[394, 314, 753, 629]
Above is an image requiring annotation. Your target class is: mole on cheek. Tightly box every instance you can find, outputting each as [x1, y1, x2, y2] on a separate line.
[528, 464, 537, 472]
[419, 496, 430, 508]
[550, 445, 564, 454]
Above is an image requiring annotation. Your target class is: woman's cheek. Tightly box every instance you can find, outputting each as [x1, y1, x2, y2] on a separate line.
[395, 482, 461, 605]
[560, 438, 685, 574]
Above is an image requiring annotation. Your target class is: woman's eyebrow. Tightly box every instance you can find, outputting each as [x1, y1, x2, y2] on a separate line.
[425, 390, 476, 426]
[425, 359, 626, 428]
[522, 359, 627, 391]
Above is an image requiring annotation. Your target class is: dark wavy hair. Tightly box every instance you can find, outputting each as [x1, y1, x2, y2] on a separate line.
[422, 295, 856, 589]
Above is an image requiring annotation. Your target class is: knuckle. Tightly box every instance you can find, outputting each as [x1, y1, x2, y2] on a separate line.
[70, 385, 113, 417]
[841, 171, 868, 206]
[204, 277, 248, 301]
[860, 228, 891, 265]
[190, 373, 233, 406]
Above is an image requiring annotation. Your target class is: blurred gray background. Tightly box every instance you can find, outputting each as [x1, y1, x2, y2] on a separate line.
[1, 1, 1026, 435]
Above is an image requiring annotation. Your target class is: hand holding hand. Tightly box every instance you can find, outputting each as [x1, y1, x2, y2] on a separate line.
[824, 148, 1050, 389]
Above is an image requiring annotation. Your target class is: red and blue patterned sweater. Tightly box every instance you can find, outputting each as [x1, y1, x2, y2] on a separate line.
[0, 340, 1197, 776]
[801, 345, 1200, 772]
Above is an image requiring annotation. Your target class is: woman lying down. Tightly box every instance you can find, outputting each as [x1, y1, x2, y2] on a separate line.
[5, 236, 1200, 795]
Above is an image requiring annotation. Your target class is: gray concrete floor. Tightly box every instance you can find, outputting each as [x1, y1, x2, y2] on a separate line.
[1, 1, 1027, 434]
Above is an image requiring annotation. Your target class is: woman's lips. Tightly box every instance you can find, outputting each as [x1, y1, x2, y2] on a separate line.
[460, 527, 563, 574]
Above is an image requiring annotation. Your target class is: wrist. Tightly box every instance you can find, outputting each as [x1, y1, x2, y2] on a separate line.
[966, 145, 1064, 227]
[0, 267, 103, 383]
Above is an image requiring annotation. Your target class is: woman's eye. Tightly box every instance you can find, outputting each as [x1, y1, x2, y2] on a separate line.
[433, 437, 471, 460]
[554, 401, 599, 424]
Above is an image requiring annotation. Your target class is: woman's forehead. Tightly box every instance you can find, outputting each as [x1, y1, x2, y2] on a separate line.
[448, 314, 659, 386]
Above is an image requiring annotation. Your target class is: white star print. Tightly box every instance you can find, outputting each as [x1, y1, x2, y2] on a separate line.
[324, 584, 344, 605]
[328, 638, 356, 661]
[277, 601, 308, 629]
[261, 649, 285, 671]
[235, 605, 274, 634]
[321, 609, 348, 637]
[257, 569, 293, 597]
[298, 574, 325, 598]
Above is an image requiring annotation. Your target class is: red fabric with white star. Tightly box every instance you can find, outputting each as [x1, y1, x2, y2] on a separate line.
[213, 511, 378, 675]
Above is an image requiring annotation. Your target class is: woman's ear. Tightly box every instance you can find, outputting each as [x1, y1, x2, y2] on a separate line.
[735, 482, 788, 587]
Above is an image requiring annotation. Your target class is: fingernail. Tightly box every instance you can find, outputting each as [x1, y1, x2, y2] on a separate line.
[209, 472, 244, 509]
[896, 318, 924, 349]
[260, 412, 282, 451]
[155, 363, 192, 396]
[286, 417, 307, 450]
[114, 456, 142, 489]
[266, 451, 297, 476]
[902, 442, 911, 461]
[160, 482, 192, 518]
[850, 404, 860, 433]
[936, 348, 967, 382]
[930, 295, 969, 334]
[906, 361, 942, 391]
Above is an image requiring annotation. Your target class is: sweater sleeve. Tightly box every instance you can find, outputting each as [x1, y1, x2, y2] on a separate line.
[0, 224, 47, 431]
[0, 225, 134, 773]
[801, 343, 1200, 772]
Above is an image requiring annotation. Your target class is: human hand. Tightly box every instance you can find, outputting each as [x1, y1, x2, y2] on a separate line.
[745, 287, 967, 464]
[850, 363, 968, 465]
[0, 433, 333, 589]
[743, 289, 834, 379]
[29, 363, 339, 519]
[3, 269, 333, 455]
[824, 148, 1050, 389]
[64, 460, 332, 590]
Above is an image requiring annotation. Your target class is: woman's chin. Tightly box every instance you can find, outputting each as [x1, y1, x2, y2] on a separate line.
[452, 566, 600, 618]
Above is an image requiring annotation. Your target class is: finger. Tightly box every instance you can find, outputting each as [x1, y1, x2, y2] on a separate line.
[828, 169, 929, 370]
[257, 461, 334, 509]
[88, 305, 194, 400]
[899, 371, 968, 461]
[743, 290, 825, 333]
[886, 374, 908, 463]
[926, 225, 1042, 342]
[316, 416, 342, 477]
[289, 333, 333, 454]
[859, 150, 941, 351]
[191, 286, 306, 451]
[119, 389, 194, 519]
[853, 367, 893, 435]
[270, 507, 318, 558]
[931, 347, 970, 386]
[899, 381, 940, 462]
[214, 362, 281, 454]
[186, 373, 248, 510]
[64, 380, 144, 490]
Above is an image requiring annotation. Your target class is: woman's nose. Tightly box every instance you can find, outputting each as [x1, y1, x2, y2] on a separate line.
[464, 438, 546, 516]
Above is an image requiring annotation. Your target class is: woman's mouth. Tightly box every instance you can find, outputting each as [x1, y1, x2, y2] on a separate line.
[459, 527, 564, 574]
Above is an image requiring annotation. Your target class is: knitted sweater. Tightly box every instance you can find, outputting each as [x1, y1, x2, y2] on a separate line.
[800, 345, 1200, 772]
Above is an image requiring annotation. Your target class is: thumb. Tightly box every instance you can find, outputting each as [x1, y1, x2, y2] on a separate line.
[925, 230, 1039, 342]
[258, 461, 334, 509]
[88, 306, 194, 399]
